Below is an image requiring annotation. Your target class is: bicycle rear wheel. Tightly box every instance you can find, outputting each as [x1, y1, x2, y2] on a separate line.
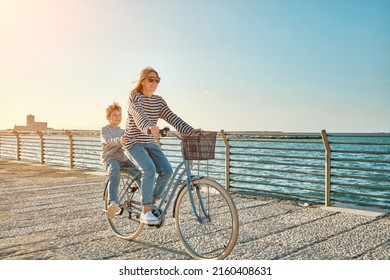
[103, 171, 144, 240]
[174, 178, 239, 259]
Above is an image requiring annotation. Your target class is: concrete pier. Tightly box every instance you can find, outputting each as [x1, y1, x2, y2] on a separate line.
[0, 158, 388, 260]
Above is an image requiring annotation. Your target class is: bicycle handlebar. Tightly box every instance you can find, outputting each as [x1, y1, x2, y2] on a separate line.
[148, 127, 203, 139]
[147, 126, 170, 137]
[159, 127, 170, 137]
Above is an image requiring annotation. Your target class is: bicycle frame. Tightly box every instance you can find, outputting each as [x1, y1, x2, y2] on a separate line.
[154, 157, 209, 224]
[119, 138, 209, 225]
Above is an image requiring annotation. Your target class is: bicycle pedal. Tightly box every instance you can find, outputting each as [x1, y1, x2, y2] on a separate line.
[147, 224, 159, 227]
[148, 220, 163, 228]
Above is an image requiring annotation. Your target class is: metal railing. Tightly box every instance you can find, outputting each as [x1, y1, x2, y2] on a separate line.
[322, 132, 390, 210]
[221, 130, 326, 204]
[0, 130, 102, 170]
[0, 129, 389, 211]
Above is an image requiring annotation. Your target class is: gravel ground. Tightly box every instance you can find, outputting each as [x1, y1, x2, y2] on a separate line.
[0, 158, 389, 260]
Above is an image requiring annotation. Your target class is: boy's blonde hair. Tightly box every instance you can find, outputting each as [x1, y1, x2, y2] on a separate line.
[106, 101, 122, 117]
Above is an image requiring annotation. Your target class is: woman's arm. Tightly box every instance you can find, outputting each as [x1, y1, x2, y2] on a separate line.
[128, 93, 155, 134]
[159, 97, 193, 135]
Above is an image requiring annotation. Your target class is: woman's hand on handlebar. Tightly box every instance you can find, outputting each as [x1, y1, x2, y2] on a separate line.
[147, 126, 170, 137]
[148, 126, 160, 136]
[190, 128, 202, 135]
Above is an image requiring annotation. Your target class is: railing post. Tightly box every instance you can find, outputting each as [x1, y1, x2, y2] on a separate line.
[36, 130, 45, 164]
[320, 130, 331, 206]
[12, 130, 21, 161]
[220, 129, 231, 192]
[65, 130, 74, 169]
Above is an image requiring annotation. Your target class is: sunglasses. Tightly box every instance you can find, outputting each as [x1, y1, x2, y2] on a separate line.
[146, 77, 161, 83]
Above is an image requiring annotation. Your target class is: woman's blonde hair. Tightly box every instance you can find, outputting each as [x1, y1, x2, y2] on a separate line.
[130, 66, 159, 94]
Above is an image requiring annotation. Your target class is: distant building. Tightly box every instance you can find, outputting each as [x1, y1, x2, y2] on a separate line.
[14, 114, 48, 131]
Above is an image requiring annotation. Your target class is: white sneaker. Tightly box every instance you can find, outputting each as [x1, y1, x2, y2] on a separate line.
[106, 202, 119, 219]
[140, 211, 159, 225]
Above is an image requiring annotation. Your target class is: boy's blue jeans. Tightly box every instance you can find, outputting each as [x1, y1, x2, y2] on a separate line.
[105, 158, 139, 204]
[125, 143, 173, 206]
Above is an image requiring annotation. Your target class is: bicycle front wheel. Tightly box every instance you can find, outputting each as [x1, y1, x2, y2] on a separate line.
[174, 178, 239, 259]
[103, 172, 144, 240]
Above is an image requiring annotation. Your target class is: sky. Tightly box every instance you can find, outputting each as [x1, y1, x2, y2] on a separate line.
[1, 0, 389, 132]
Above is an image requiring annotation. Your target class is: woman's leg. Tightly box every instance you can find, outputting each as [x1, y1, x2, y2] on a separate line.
[127, 143, 156, 209]
[146, 143, 173, 200]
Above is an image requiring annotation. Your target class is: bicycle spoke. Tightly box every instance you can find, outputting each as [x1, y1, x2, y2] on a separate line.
[103, 173, 144, 240]
[174, 179, 239, 259]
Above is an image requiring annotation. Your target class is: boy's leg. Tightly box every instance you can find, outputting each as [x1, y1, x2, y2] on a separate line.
[147, 143, 173, 200]
[106, 159, 121, 204]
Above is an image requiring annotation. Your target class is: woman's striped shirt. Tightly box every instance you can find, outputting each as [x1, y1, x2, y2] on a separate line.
[124, 92, 193, 149]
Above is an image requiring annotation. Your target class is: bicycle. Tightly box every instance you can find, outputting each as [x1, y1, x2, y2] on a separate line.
[102, 128, 239, 260]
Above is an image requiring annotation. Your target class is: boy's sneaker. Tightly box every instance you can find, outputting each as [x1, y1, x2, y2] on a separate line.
[106, 202, 119, 219]
[140, 211, 159, 225]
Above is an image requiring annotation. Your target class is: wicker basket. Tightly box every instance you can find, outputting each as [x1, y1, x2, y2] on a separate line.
[182, 131, 217, 160]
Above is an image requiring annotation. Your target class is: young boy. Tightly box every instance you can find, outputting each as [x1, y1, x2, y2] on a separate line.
[101, 101, 139, 219]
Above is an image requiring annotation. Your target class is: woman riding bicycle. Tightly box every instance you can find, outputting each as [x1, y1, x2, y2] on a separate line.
[124, 66, 195, 225]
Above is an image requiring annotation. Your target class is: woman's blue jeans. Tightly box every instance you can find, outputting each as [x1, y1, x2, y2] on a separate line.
[105, 159, 139, 204]
[125, 143, 173, 206]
